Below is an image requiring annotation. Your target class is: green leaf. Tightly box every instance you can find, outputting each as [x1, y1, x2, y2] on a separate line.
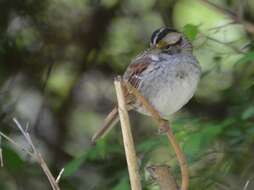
[242, 106, 254, 120]
[63, 153, 87, 177]
[3, 147, 24, 172]
[137, 138, 160, 153]
[183, 24, 199, 41]
[184, 133, 202, 156]
[112, 176, 130, 190]
[63, 139, 122, 177]
[235, 51, 254, 65]
[184, 124, 222, 158]
[0, 182, 8, 190]
[86, 139, 108, 160]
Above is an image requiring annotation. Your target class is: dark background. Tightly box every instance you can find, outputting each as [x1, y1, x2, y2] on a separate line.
[0, 0, 254, 189]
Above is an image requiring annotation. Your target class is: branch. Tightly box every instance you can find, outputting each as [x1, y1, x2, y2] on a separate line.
[0, 136, 3, 167]
[201, 0, 254, 34]
[243, 179, 250, 190]
[124, 82, 189, 190]
[56, 168, 65, 184]
[205, 35, 245, 54]
[147, 165, 178, 190]
[0, 118, 64, 190]
[114, 77, 142, 190]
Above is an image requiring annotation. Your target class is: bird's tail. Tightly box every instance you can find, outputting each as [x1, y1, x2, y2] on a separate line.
[91, 107, 119, 144]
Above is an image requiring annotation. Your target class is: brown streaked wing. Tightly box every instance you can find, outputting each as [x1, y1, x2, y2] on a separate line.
[124, 56, 152, 89]
[123, 55, 152, 105]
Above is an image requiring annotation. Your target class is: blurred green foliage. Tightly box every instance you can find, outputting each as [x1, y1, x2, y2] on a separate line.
[2, 147, 24, 172]
[0, 0, 254, 189]
[183, 24, 199, 41]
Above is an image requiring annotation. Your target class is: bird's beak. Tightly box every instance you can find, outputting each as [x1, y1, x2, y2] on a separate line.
[156, 44, 162, 49]
[156, 41, 167, 49]
[150, 43, 156, 49]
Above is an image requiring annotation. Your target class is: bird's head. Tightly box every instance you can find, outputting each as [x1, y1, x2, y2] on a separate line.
[150, 27, 192, 53]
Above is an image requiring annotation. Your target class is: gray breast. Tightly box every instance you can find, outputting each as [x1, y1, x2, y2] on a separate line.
[134, 53, 201, 118]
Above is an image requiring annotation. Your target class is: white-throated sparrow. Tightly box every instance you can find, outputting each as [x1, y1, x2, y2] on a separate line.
[92, 27, 201, 143]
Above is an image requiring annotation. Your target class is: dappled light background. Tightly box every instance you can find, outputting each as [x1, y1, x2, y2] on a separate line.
[1, 0, 254, 189]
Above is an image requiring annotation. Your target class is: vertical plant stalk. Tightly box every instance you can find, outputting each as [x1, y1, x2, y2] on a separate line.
[147, 165, 178, 190]
[0, 136, 3, 167]
[125, 82, 189, 190]
[114, 77, 142, 190]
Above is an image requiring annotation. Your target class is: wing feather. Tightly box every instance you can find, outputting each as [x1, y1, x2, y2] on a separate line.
[123, 54, 153, 105]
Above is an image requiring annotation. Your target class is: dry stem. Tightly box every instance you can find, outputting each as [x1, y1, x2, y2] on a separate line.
[124, 82, 189, 190]
[114, 78, 142, 190]
[243, 180, 250, 190]
[0, 118, 64, 190]
[147, 165, 178, 190]
[0, 136, 3, 167]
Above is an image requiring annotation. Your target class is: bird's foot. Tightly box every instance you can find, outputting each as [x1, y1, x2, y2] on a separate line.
[158, 120, 170, 135]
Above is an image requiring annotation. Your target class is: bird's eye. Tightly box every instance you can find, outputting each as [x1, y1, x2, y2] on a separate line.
[165, 44, 171, 49]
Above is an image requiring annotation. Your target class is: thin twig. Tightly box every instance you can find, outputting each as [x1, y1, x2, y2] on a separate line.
[0, 131, 34, 157]
[236, 0, 246, 21]
[201, 0, 236, 17]
[114, 77, 142, 190]
[56, 168, 65, 184]
[201, 0, 254, 34]
[0, 136, 3, 167]
[147, 165, 178, 190]
[243, 179, 250, 190]
[124, 82, 189, 190]
[13, 118, 60, 190]
[0, 118, 63, 190]
[208, 21, 236, 32]
[165, 123, 189, 190]
[205, 35, 245, 54]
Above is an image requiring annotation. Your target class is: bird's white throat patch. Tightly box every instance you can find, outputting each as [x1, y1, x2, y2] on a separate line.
[150, 54, 159, 61]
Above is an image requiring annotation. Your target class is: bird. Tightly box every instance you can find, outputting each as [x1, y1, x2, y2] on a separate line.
[91, 27, 201, 143]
